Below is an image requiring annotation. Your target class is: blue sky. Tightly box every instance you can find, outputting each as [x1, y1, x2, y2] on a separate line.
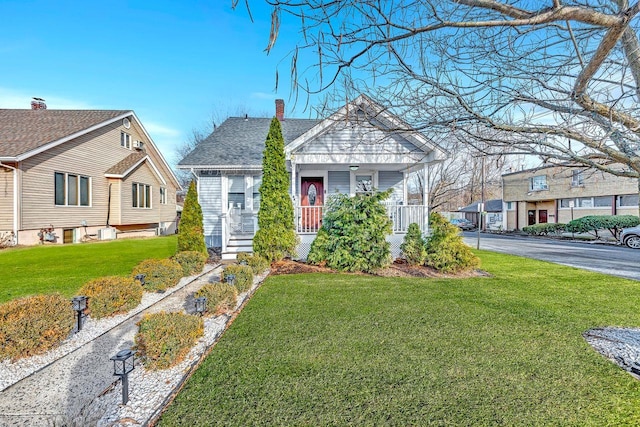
[0, 0, 313, 165]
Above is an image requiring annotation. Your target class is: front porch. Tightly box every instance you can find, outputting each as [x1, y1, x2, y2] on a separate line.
[221, 202, 428, 260]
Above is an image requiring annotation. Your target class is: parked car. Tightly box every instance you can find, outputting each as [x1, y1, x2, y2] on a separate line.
[620, 226, 640, 249]
[450, 218, 475, 230]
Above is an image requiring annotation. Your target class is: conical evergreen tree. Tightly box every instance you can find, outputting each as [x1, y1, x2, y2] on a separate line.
[253, 118, 297, 261]
[178, 181, 207, 254]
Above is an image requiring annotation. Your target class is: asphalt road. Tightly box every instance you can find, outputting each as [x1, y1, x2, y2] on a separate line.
[463, 232, 640, 281]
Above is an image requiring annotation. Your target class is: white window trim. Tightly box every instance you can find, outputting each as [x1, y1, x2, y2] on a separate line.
[529, 175, 548, 191]
[121, 132, 131, 150]
[132, 182, 152, 209]
[55, 172, 92, 207]
[297, 170, 329, 203]
[350, 170, 378, 196]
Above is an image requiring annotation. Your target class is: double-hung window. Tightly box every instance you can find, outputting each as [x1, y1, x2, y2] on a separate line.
[55, 172, 90, 206]
[121, 132, 131, 149]
[159, 187, 167, 205]
[571, 170, 584, 187]
[132, 183, 152, 208]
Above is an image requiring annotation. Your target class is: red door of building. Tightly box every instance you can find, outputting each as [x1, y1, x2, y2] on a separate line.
[300, 177, 323, 231]
[538, 210, 548, 224]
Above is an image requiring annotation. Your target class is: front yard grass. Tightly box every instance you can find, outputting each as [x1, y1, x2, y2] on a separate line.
[0, 236, 177, 303]
[159, 250, 640, 426]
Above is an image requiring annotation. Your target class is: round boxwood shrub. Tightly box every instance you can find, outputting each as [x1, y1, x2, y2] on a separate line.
[132, 258, 183, 292]
[236, 252, 270, 275]
[172, 251, 208, 276]
[135, 311, 204, 370]
[221, 264, 254, 293]
[424, 212, 480, 273]
[194, 283, 238, 315]
[0, 294, 75, 361]
[79, 276, 143, 319]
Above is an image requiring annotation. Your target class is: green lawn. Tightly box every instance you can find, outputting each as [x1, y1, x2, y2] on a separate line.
[159, 251, 640, 426]
[0, 236, 177, 303]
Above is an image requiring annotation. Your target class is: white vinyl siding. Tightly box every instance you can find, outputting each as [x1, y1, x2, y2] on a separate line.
[200, 175, 222, 248]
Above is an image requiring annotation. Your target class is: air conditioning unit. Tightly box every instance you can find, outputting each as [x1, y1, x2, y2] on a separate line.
[156, 227, 165, 236]
[133, 140, 144, 150]
[98, 227, 116, 240]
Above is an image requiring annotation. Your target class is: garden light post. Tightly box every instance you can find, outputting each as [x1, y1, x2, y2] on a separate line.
[134, 274, 146, 286]
[71, 296, 87, 332]
[226, 274, 236, 286]
[195, 296, 207, 316]
[239, 259, 248, 266]
[111, 349, 135, 405]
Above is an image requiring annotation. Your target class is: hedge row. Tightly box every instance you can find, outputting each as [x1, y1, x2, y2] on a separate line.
[522, 223, 566, 236]
[521, 215, 640, 240]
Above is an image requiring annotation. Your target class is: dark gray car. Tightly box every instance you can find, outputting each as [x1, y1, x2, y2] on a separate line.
[620, 226, 640, 249]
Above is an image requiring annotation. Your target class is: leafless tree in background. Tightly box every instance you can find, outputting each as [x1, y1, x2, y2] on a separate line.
[238, 0, 640, 212]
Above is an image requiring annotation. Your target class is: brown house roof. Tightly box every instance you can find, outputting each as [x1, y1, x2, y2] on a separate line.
[0, 109, 130, 158]
[105, 151, 148, 175]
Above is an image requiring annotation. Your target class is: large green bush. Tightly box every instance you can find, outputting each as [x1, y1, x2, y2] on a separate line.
[307, 190, 393, 272]
[424, 212, 480, 273]
[173, 251, 208, 276]
[236, 252, 270, 275]
[222, 264, 254, 293]
[522, 223, 566, 236]
[566, 215, 640, 240]
[79, 276, 143, 319]
[400, 223, 426, 265]
[194, 283, 238, 315]
[253, 118, 297, 262]
[132, 258, 183, 292]
[135, 311, 204, 370]
[178, 181, 207, 254]
[0, 294, 75, 361]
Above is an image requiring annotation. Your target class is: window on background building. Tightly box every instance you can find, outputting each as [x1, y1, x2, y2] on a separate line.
[571, 170, 584, 187]
[506, 201, 514, 210]
[593, 196, 612, 207]
[228, 175, 245, 210]
[618, 194, 640, 207]
[55, 172, 90, 206]
[121, 132, 131, 149]
[132, 183, 151, 208]
[577, 197, 593, 208]
[560, 198, 574, 208]
[529, 175, 548, 191]
[160, 187, 167, 205]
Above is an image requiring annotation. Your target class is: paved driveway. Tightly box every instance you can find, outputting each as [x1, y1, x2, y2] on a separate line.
[463, 232, 640, 281]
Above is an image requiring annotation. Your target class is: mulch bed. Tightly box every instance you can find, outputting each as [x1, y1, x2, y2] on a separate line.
[269, 259, 490, 278]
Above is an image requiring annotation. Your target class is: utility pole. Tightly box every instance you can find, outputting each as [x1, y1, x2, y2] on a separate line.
[476, 155, 485, 250]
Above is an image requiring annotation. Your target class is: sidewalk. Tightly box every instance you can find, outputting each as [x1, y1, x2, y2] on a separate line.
[0, 264, 243, 426]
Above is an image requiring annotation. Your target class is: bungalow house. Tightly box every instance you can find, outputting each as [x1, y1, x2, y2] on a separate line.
[502, 165, 639, 230]
[0, 101, 181, 245]
[178, 95, 447, 260]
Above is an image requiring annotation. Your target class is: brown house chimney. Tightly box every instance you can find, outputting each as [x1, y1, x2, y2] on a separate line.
[275, 99, 284, 121]
[31, 97, 47, 110]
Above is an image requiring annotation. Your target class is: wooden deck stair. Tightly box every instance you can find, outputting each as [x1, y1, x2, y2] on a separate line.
[221, 233, 253, 260]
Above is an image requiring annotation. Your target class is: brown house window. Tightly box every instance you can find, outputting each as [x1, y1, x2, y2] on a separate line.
[55, 172, 90, 207]
[132, 182, 151, 208]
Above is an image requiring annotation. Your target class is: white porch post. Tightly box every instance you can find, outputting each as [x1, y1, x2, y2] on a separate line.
[423, 163, 429, 234]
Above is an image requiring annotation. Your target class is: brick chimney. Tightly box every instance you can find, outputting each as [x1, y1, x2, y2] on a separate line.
[275, 99, 284, 121]
[31, 97, 47, 110]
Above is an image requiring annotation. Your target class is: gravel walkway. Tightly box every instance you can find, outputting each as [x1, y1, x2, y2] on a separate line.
[0, 265, 268, 426]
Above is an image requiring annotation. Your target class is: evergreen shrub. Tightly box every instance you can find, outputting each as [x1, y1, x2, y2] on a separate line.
[253, 118, 297, 261]
[424, 212, 480, 273]
[307, 190, 393, 272]
[566, 215, 640, 240]
[178, 181, 207, 254]
[132, 259, 183, 292]
[173, 251, 208, 276]
[135, 311, 204, 370]
[522, 223, 566, 236]
[0, 294, 75, 361]
[194, 283, 238, 315]
[79, 276, 143, 319]
[222, 264, 254, 293]
[236, 252, 270, 275]
[400, 223, 426, 265]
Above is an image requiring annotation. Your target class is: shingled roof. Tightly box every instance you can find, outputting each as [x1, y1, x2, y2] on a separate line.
[178, 117, 320, 168]
[0, 109, 130, 158]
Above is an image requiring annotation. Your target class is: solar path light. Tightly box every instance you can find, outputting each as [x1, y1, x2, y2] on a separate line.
[226, 273, 236, 286]
[71, 296, 87, 332]
[195, 296, 207, 316]
[111, 349, 135, 404]
[134, 274, 146, 286]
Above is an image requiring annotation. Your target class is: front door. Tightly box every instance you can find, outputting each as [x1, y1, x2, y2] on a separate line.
[527, 210, 536, 226]
[301, 177, 324, 231]
[538, 210, 548, 224]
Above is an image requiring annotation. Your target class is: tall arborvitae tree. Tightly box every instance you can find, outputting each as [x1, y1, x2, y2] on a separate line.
[178, 181, 207, 254]
[253, 118, 297, 261]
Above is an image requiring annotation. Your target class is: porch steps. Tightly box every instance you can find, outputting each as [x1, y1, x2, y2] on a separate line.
[221, 234, 253, 261]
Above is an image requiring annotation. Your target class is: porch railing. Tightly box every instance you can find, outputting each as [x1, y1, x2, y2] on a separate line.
[295, 204, 426, 234]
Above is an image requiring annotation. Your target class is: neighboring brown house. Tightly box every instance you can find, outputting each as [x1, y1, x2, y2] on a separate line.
[0, 105, 181, 245]
[502, 165, 639, 230]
